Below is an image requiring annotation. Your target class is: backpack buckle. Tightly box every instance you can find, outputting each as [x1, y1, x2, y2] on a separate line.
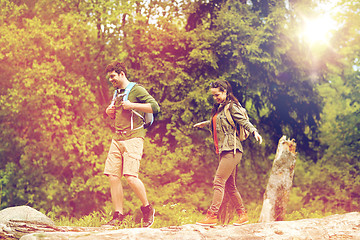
[116, 130, 128, 135]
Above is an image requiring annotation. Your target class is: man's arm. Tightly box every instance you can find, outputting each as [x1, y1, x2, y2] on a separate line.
[127, 84, 160, 114]
[122, 101, 153, 113]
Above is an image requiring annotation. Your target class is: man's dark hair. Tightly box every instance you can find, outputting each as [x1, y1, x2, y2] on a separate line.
[105, 61, 127, 76]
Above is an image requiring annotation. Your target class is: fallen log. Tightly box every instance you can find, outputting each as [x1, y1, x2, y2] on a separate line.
[18, 212, 360, 240]
[1, 220, 106, 239]
[259, 135, 297, 222]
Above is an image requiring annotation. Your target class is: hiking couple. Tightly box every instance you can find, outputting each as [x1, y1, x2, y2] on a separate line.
[103, 61, 262, 228]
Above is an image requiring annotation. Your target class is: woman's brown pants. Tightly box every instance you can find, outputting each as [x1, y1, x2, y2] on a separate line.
[208, 150, 246, 214]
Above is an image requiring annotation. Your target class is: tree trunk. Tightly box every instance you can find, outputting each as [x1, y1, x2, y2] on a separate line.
[259, 135, 297, 222]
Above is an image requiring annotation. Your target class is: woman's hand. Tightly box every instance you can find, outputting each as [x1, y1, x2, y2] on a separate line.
[254, 131, 263, 144]
[193, 120, 210, 128]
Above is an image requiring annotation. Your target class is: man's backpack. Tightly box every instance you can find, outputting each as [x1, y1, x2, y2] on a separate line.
[112, 82, 154, 129]
[224, 103, 250, 154]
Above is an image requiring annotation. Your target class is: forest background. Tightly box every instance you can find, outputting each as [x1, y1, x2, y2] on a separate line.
[0, 0, 359, 228]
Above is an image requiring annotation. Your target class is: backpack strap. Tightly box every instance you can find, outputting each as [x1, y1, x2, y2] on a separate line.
[123, 82, 136, 101]
[111, 89, 118, 105]
[123, 82, 143, 130]
[224, 104, 235, 127]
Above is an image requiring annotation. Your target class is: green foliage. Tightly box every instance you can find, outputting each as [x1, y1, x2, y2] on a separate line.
[315, 63, 360, 212]
[153, 203, 199, 227]
[285, 208, 338, 221]
[0, 59, 110, 214]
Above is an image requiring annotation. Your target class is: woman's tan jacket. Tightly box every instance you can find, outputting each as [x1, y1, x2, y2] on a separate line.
[210, 103, 258, 154]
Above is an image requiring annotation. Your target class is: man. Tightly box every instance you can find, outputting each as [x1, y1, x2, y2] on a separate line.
[103, 61, 160, 228]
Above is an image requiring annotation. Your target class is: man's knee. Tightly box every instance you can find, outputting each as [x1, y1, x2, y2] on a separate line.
[108, 174, 121, 184]
[125, 175, 138, 185]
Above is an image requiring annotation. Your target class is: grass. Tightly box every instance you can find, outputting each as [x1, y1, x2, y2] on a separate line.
[50, 201, 345, 229]
[51, 202, 200, 229]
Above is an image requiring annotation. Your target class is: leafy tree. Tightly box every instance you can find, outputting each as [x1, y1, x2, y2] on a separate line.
[0, 58, 111, 214]
[0, 1, 112, 215]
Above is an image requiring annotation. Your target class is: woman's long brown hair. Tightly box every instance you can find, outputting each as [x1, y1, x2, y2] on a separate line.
[210, 80, 240, 116]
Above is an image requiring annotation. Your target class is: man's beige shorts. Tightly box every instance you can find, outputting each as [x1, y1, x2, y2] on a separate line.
[104, 138, 144, 177]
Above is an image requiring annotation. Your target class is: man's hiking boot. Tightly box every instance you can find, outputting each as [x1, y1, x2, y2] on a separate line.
[233, 210, 248, 226]
[141, 204, 155, 228]
[196, 210, 217, 226]
[103, 211, 125, 226]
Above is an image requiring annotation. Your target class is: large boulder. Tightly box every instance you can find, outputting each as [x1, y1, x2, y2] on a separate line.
[0, 206, 55, 239]
[0, 206, 55, 226]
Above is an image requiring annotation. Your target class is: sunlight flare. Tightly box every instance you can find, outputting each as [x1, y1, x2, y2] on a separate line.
[302, 15, 336, 45]
[299, 1, 342, 46]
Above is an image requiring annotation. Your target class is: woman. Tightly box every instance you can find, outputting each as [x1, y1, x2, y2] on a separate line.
[194, 80, 263, 226]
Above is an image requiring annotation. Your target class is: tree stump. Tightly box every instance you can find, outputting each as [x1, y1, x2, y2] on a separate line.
[259, 135, 297, 222]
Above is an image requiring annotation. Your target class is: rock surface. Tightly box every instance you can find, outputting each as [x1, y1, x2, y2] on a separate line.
[18, 212, 360, 240]
[1, 206, 359, 240]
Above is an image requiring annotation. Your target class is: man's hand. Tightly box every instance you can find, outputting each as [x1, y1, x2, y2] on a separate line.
[121, 100, 134, 110]
[106, 104, 115, 118]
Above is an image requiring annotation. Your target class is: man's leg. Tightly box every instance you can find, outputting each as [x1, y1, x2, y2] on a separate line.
[125, 175, 154, 227]
[103, 140, 126, 226]
[122, 138, 154, 227]
[109, 175, 124, 213]
[101, 175, 126, 226]
[125, 175, 149, 206]
[122, 137, 149, 206]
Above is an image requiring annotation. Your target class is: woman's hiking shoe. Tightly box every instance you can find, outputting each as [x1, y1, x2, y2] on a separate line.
[141, 205, 155, 228]
[196, 211, 217, 226]
[233, 211, 248, 226]
[102, 211, 125, 226]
